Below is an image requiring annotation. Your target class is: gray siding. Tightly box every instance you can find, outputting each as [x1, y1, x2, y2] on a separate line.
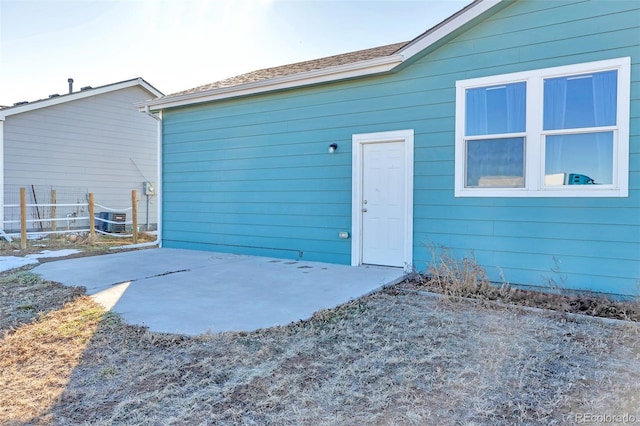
[3, 86, 158, 230]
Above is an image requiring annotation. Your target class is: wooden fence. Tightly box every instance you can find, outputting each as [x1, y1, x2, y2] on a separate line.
[8, 188, 139, 249]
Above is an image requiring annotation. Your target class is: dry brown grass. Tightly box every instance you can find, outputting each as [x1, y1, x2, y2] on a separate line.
[1, 271, 639, 425]
[0, 232, 157, 258]
[0, 295, 105, 424]
[0, 269, 85, 333]
[414, 244, 640, 322]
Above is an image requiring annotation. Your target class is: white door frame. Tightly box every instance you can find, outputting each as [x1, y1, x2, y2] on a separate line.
[0, 120, 4, 233]
[351, 129, 414, 271]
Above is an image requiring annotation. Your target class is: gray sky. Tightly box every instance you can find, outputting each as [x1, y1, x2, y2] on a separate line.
[0, 0, 470, 106]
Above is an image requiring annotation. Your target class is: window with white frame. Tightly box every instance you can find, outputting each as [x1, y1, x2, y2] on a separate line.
[455, 57, 630, 197]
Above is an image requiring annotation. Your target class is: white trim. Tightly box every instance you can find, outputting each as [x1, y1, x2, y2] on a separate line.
[455, 57, 631, 198]
[156, 110, 163, 248]
[396, 0, 501, 59]
[351, 129, 414, 271]
[142, 0, 503, 111]
[616, 56, 631, 197]
[119, 107, 163, 250]
[0, 120, 4, 232]
[142, 55, 403, 110]
[0, 78, 162, 119]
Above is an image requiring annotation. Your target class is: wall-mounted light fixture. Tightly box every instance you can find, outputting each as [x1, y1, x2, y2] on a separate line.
[329, 143, 338, 154]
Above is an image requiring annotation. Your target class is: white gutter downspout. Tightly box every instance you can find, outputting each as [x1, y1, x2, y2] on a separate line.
[114, 105, 162, 249]
[0, 119, 9, 242]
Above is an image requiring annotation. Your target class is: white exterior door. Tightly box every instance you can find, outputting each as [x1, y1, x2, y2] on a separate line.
[352, 129, 413, 270]
[361, 142, 405, 266]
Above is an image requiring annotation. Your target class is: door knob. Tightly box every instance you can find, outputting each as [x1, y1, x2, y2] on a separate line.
[362, 208, 368, 212]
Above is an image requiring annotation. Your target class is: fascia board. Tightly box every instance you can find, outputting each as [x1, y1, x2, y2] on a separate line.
[141, 55, 404, 110]
[397, 0, 503, 59]
[139, 79, 164, 97]
[0, 78, 160, 119]
[139, 0, 505, 112]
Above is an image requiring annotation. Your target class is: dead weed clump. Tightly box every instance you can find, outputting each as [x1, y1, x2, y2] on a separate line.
[406, 245, 640, 322]
[418, 246, 495, 298]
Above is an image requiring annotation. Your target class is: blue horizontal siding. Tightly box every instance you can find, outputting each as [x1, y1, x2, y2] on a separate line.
[163, 229, 350, 262]
[407, 0, 640, 296]
[416, 239, 635, 278]
[164, 201, 347, 217]
[164, 87, 455, 133]
[415, 217, 639, 245]
[415, 204, 640, 227]
[165, 165, 349, 182]
[167, 222, 346, 243]
[164, 210, 349, 227]
[414, 226, 638, 262]
[163, 0, 640, 296]
[165, 177, 351, 193]
[164, 190, 350, 204]
[165, 106, 453, 146]
[164, 239, 350, 265]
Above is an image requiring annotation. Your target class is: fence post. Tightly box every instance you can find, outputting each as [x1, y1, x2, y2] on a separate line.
[132, 189, 138, 244]
[88, 193, 95, 240]
[51, 189, 57, 232]
[20, 187, 27, 250]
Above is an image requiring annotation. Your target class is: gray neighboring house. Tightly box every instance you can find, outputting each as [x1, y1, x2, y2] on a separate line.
[0, 78, 162, 234]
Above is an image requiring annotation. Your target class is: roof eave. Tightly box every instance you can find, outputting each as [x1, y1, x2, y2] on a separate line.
[0, 77, 163, 119]
[141, 0, 505, 111]
[140, 54, 404, 111]
[396, 0, 503, 58]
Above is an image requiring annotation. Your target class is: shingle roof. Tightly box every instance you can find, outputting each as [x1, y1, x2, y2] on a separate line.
[144, 0, 503, 110]
[171, 41, 408, 96]
[0, 78, 162, 115]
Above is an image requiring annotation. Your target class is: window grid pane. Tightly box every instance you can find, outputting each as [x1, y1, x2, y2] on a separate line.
[465, 137, 525, 188]
[544, 132, 614, 186]
[465, 82, 526, 136]
[543, 70, 617, 131]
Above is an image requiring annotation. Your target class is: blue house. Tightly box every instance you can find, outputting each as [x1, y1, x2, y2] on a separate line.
[142, 0, 639, 297]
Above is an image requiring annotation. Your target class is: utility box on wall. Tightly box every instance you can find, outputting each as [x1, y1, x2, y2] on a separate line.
[97, 212, 126, 233]
[143, 181, 155, 196]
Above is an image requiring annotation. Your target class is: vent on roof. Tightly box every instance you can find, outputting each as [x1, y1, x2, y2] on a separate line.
[80, 86, 92, 91]
[49, 94, 60, 98]
[13, 101, 28, 106]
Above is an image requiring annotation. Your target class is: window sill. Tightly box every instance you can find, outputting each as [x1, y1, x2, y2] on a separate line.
[455, 187, 628, 198]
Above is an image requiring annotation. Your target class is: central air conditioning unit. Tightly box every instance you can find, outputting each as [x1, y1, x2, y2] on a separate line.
[97, 212, 126, 233]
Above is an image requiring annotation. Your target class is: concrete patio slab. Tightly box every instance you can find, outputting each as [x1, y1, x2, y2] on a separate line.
[33, 248, 406, 335]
